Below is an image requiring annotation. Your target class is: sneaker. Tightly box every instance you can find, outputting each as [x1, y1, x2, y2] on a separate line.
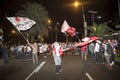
[59, 69, 62, 72]
[56, 72, 59, 75]
[112, 61, 114, 65]
[110, 63, 113, 66]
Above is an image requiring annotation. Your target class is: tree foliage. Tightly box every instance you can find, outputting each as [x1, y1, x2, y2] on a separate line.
[16, 2, 49, 42]
[86, 23, 114, 38]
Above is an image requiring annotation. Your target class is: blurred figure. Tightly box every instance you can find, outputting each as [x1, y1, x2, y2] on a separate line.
[107, 39, 115, 67]
[3, 44, 9, 64]
[94, 40, 104, 64]
[52, 42, 63, 75]
[88, 43, 95, 57]
[27, 40, 38, 65]
[81, 45, 87, 60]
[0, 44, 3, 65]
[103, 40, 112, 69]
[25, 44, 32, 60]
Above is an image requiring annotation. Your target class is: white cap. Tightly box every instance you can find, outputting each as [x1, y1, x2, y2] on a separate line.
[96, 40, 101, 43]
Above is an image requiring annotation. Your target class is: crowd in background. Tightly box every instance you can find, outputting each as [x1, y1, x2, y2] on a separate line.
[0, 39, 120, 70]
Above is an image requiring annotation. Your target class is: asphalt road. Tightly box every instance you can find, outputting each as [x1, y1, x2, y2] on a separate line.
[0, 54, 120, 80]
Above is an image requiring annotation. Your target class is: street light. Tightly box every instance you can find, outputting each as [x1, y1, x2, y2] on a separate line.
[12, 30, 16, 34]
[88, 10, 97, 25]
[73, 0, 87, 37]
[48, 18, 53, 43]
[73, 0, 80, 8]
[55, 22, 59, 41]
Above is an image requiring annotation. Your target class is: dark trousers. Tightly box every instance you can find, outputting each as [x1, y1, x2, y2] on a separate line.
[56, 65, 61, 73]
[95, 52, 104, 63]
[110, 53, 115, 63]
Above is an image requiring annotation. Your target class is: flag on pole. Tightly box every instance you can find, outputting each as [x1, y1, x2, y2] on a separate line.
[89, 36, 100, 41]
[75, 36, 100, 47]
[61, 20, 70, 33]
[66, 27, 76, 37]
[7, 17, 36, 31]
[75, 41, 90, 47]
[82, 37, 90, 42]
[61, 20, 76, 37]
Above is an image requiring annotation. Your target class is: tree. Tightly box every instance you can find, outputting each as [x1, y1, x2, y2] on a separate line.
[16, 2, 49, 42]
[86, 23, 114, 38]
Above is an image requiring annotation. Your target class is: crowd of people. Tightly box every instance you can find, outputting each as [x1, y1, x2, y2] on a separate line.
[0, 39, 119, 74]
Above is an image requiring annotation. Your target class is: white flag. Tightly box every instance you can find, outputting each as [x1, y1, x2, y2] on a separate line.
[61, 20, 70, 33]
[7, 17, 36, 31]
[61, 20, 76, 37]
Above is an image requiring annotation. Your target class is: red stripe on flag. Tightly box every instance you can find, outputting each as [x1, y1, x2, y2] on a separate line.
[66, 27, 76, 37]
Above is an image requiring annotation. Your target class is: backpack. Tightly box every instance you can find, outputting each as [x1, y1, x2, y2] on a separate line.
[106, 43, 114, 54]
[99, 43, 105, 53]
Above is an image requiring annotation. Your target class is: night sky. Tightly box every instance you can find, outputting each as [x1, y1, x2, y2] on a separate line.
[1, 0, 118, 25]
[0, 0, 119, 42]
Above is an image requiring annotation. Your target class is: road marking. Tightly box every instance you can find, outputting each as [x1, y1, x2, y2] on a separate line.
[25, 61, 46, 80]
[85, 73, 93, 80]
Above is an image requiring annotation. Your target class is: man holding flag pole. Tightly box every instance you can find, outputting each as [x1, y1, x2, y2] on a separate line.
[7, 17, 38, 65]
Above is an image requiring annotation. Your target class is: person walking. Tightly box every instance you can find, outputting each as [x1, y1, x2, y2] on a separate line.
[52, 42, 63, 75]
[81, 45, 87, 60]
[0, 44, 4, 65]
[94, 40, 104, 64]
[106, 39, 115, 68]
[27, 40, 38, 65]
[3, 44, 9, 64]
[88, 43, 95, 57]
[25, 44, 32, 60]
[103, 40, 112, 69]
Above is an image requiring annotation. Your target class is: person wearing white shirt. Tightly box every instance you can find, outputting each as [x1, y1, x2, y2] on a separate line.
[94, 40, 103, 64]
[52, 42, 62, 75]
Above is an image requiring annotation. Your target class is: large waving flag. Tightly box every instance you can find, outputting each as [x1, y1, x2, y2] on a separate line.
[61, 20, 76, 37]
[7, 17, 36, 31]
[75, 36, 100, 47]
[61, 20, 70, 33]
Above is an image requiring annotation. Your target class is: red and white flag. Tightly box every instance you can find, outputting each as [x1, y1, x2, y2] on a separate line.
[61, 20, 76, 37]
[7, 17, 36, 31]
[66, 27, 76, 37]
[82, 37, 90, 42]
[61, 20, 70, 33]
[89, 36, 100, 41]
[75, 36, 100, 47]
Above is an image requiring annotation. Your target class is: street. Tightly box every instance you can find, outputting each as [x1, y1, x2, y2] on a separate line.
[0, 54, 120, 80]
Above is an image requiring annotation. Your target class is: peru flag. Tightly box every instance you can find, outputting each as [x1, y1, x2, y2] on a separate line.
[61, 20, 76, 37]
[75, 36, 100, 47]
[61, 20, 70, 33]
[66, 27, 76, 37]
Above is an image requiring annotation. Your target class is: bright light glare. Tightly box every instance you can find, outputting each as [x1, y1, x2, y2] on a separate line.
[12, 30, 15, 34]
[74, 1, 80, 8]
[48, 19, 51, 24]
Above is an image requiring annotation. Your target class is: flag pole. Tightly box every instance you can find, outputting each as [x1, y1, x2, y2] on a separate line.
[16, 29, 28, 42]
[12, 23, 28, 42]
[6, 17, 36, 42]
[75, 32, 81, 42]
